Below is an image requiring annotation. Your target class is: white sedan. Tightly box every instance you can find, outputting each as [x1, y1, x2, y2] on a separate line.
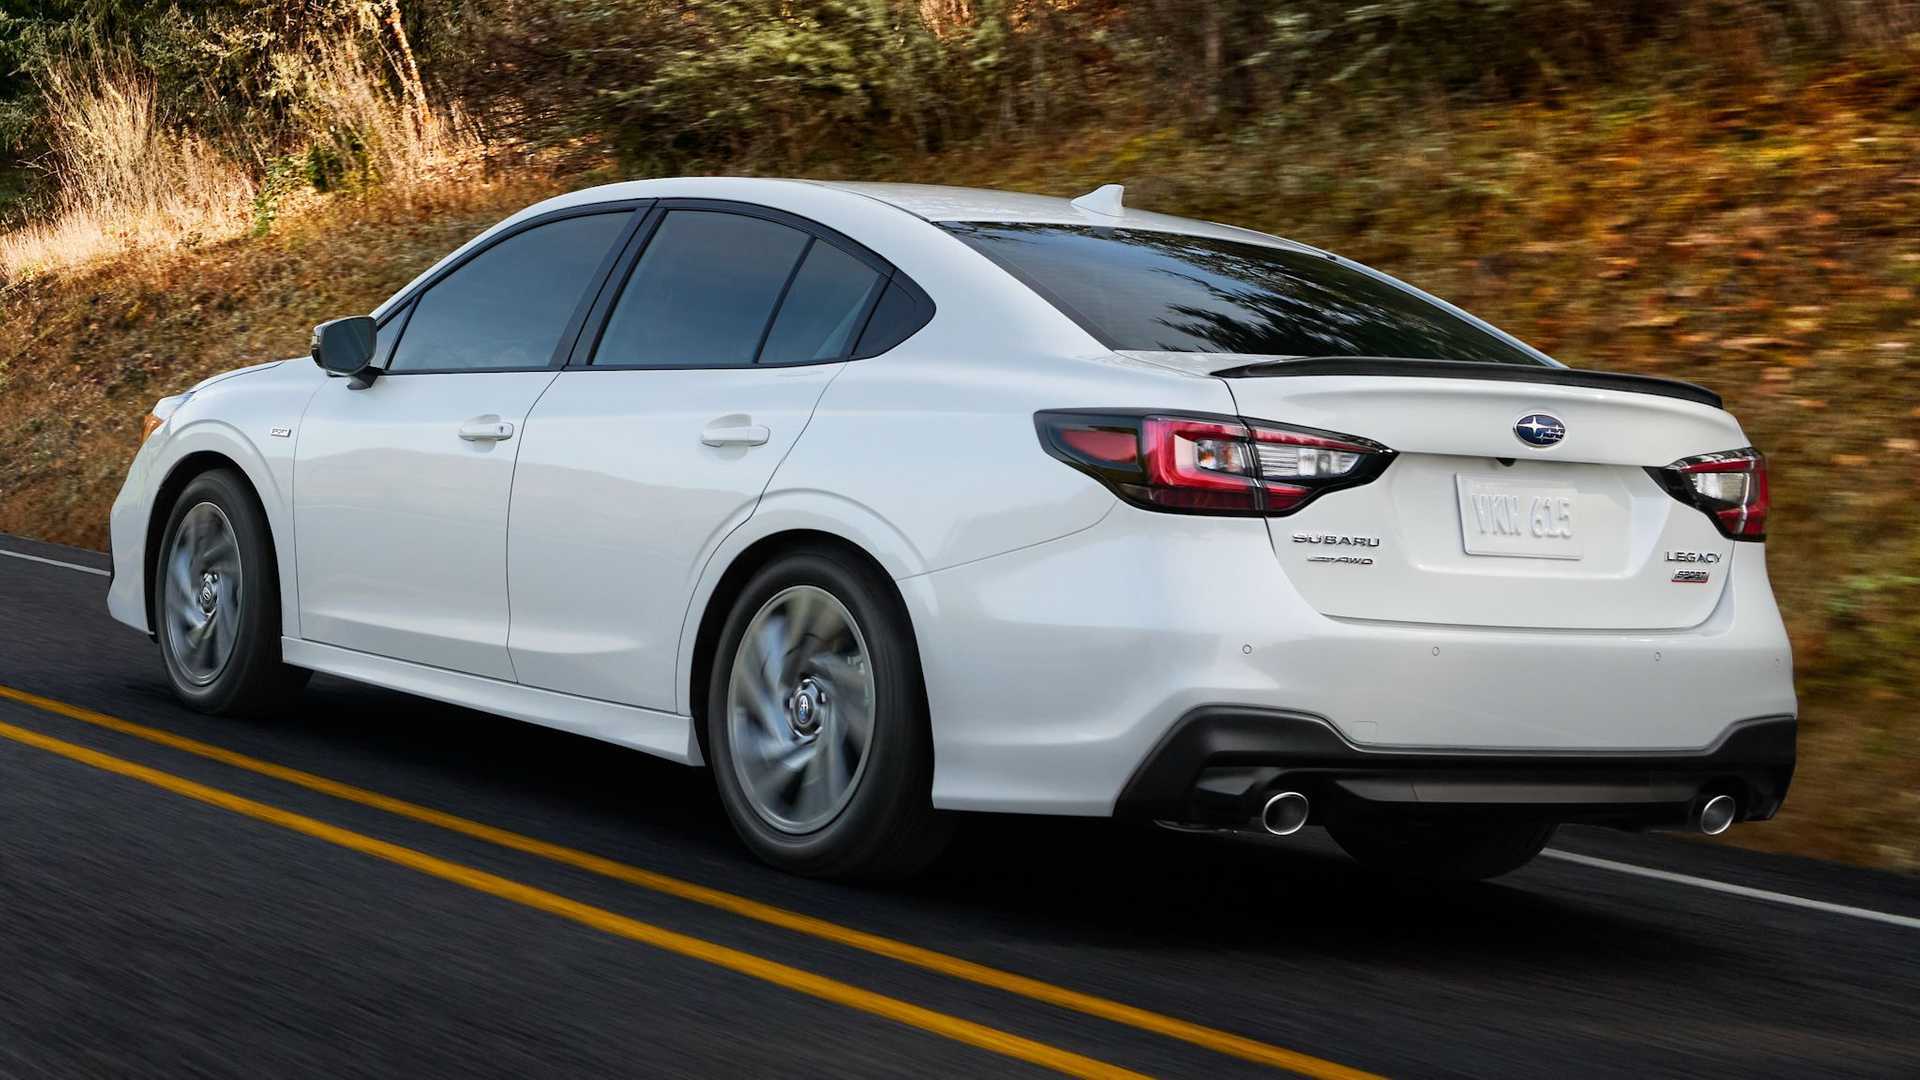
[107, 178, 1797, 880]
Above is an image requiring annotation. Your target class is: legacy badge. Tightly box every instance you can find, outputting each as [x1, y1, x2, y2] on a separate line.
[1665, 550, 1723, 564]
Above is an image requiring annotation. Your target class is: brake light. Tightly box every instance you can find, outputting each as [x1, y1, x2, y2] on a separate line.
[1650, 448, 1770, 541]
[1036, 410, 1395, 516]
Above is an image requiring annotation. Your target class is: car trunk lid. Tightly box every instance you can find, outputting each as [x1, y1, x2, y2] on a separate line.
[1148, 355, 1749, 631]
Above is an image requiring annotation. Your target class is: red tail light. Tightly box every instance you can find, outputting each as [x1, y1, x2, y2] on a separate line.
[1650, 448, 1770, 541]
[1036, 410, 1395, 516]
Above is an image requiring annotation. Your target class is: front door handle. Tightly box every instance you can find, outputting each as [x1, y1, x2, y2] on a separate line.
[701, 416, 771, 447]
[458, 415, 515, 442]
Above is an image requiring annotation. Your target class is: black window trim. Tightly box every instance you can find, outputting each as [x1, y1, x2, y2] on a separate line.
[375, 199, 653, 377]
[752, 235, 818, 364]
[371, 298, 414, 369]
[567, 198, 931, 371]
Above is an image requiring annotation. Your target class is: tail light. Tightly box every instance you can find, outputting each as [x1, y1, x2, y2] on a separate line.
[1650, 448, 1769, 540]
[1036, 410, 1395, 516]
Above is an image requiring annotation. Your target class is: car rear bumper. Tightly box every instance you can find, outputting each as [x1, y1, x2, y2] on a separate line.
[1114, 706, 1796, 830]
[903, 503, 1797, 817]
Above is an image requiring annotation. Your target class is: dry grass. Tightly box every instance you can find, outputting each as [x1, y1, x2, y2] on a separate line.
[0, 46, 490, 284]
[0, 66, 255, 282]
[292, 43, 491, 192]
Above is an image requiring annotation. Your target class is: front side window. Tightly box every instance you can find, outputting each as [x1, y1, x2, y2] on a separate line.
[593, 211, 810, 367]
[940, 222, 1546, 365]
[389, 211, 631, 372]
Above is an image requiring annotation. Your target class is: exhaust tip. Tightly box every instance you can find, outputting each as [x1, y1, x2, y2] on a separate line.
[1696, 794, 1737, 836]
[1260, 791, 1310, 836]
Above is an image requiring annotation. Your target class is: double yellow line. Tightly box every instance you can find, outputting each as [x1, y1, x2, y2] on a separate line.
[0, 682, 1378, 1080]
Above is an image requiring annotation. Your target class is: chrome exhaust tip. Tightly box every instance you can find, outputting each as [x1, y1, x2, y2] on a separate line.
[1260, 791, 1310, 836]
[1693, 793, 1737, 836]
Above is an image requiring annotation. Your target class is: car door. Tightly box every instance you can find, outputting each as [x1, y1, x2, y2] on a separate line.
[505, 203, 900, 712]
[294, 206, 638, 679]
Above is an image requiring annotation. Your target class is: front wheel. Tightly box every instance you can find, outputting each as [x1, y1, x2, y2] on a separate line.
[705, 547, 949, 880]
[1328, 819, 1555, 882]
[153, 469, 309, 715]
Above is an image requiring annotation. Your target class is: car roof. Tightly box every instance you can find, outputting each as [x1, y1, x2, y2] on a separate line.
[810, 180, 1313, 250]
[516, 177, 1316, 252]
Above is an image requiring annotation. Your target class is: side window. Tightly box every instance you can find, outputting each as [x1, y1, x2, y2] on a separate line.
[759, 241, 885, 364]
[853, 280, 934, 357]
[593, 211, 809, 367]
[389, 212, 630, 373]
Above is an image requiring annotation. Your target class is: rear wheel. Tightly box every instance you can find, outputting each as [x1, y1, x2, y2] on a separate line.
[153, 469, 309, 715]
[705, 547, 949, 880]
[1328, 818, 1555, 882]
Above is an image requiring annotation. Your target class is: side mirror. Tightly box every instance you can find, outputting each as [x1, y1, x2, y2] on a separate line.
[312, 316, 380, 389]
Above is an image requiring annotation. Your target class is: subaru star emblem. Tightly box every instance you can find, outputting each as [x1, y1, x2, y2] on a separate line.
[1513, 413, 1566, 448]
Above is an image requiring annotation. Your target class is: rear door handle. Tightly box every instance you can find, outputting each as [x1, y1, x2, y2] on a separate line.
[458, 415, 515, 442]
[701, 416, 771, 447]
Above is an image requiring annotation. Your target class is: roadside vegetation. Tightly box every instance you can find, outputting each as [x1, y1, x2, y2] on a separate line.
[2, 1, 1916, 869]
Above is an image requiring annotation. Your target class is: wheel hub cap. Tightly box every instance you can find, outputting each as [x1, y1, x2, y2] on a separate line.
[786, 677, 826, 737]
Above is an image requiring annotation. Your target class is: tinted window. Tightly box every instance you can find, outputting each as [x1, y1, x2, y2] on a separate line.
[941, 222, 1545, 365]
[372, 301, 413, 368]
[389, 212, 630, 372]
[852, 281, 933, 357]
[760, 241, 885, 364]
[594, 211, 809, 367]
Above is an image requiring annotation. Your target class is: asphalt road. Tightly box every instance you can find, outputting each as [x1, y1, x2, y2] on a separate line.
[1, 533, 1917, 1079]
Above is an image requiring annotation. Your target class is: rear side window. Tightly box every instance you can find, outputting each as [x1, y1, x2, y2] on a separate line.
[852, 280, 934, 358]
[759, 242, 885, 364]
[940, 222, 1545, 365]
[389, 212, 630, 372]
[594, 211, 809, 367]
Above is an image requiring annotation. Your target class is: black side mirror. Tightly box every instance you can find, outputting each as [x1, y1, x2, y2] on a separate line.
[312, 316, 380, 389]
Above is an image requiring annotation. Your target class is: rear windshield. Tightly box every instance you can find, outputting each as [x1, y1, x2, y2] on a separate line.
[940, 222, 1547, 365]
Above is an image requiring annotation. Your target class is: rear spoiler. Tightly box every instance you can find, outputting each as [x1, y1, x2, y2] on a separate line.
[1211, 357, 1723, 409]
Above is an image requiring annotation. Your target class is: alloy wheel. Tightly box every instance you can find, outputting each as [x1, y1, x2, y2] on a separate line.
[162, 501, 244, 686]
[726, 585, 876, 834]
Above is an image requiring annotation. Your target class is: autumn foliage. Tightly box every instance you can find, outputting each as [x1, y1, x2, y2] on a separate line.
[1, 2, 1917, 867]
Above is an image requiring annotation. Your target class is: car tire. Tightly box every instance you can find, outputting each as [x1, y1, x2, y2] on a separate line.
[153, 469, 310, 715]
[1328, 819, 1555, 882]
[705, 546, 951, 880]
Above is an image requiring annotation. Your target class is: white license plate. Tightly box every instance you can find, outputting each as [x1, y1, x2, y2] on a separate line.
[1455, 476, 1583, 560]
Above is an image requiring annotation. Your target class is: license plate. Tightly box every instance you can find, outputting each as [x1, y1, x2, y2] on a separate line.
[1455, 476, 1583, 560]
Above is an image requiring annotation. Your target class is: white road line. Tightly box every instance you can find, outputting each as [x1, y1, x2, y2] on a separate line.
[1544, 849, 1920, 931]
[0, 548, 110, 577]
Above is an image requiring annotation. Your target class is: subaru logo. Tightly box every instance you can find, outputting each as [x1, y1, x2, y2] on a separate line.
[1513, 413, 1566, 448]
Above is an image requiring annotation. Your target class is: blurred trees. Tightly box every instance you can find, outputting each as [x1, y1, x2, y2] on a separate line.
[0, 2, 457, 197]
[434, 0, 1920, 168]
[1, 0, 1916, 203]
